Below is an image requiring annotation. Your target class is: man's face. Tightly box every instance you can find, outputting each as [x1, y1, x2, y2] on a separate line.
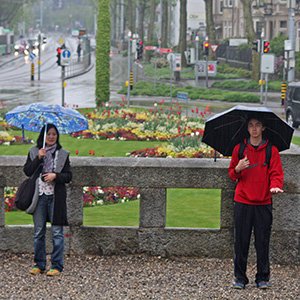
[247, 119, 265, 138]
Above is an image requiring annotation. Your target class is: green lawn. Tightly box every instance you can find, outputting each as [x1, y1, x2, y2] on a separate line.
[0, 130, 164, 157]
[5, 189, 221, 228]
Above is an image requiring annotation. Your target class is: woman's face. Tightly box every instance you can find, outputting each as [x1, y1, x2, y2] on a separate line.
[45, 127, 58, 147]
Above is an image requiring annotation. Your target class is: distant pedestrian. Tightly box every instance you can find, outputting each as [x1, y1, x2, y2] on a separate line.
[77, 43, 81, 62]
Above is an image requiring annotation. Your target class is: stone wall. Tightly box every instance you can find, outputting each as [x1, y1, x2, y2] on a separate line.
[0, 147, 299, 265]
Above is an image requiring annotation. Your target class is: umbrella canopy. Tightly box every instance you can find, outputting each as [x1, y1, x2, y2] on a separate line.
[202, 105, 294, 156]
[5, 103, 88, 135]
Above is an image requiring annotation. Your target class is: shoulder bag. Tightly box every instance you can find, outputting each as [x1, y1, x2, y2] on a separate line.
[15, 164, 42, 211]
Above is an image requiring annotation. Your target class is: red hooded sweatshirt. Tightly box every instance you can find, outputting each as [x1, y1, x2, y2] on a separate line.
[229, 139, 283, 205]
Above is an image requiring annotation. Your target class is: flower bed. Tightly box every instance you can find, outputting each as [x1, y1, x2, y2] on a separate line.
[72, 101, 219, 158]
[83, 186, 140, 207]
[5, 186, 141, 211]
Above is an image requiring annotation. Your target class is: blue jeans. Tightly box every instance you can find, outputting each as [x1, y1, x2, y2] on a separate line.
[33, 194, 64, 272]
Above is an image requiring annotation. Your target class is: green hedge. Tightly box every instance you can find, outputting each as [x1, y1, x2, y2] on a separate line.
[118, 81, 260, 103]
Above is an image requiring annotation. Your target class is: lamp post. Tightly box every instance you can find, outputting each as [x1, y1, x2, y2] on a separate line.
[127, 31, 131, 107]
[195, 36, 199, 87]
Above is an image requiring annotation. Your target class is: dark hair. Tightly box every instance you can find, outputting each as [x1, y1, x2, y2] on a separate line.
[37, 124, 62, 149]
[247, 114, 265, 127]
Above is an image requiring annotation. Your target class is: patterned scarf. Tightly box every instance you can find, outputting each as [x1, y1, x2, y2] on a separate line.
[43, 144, 57, 173]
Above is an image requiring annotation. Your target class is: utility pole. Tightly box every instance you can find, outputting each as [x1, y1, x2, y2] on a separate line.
[288, 0, 295, 81]
[195, 36, 199, 87]
[38, 33, 41, 81]
[127, 32, 131, 107]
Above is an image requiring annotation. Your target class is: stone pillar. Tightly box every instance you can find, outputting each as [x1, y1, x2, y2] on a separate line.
[139, 188, 166, 228]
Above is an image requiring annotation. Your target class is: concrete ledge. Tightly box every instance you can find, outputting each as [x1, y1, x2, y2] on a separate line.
[0, 150, 299, 265]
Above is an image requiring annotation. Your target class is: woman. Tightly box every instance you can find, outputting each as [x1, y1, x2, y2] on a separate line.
[24, 124, 72, 276]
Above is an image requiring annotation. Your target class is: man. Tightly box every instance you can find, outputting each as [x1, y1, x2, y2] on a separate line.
[228, 116, 283, 290]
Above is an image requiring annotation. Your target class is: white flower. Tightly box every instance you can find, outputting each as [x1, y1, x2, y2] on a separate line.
[137, 194, 141, 199]
[196, 131, 200, 136]
[191, 132, 195, 137]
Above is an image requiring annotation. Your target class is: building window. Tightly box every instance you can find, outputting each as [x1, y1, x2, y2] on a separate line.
[228, 0, 233, 7]
[220, 0, 223, 13]
[280, 21, 287, 29]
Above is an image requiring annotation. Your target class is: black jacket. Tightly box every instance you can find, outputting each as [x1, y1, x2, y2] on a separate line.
[24, 146, 72, 225]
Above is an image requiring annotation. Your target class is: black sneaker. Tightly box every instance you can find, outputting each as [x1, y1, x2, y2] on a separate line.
[232, 282, 245, 289]
[257, 281, 270, 289]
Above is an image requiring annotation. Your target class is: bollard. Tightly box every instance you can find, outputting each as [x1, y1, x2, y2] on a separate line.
[130, 71, 133, 90]
[31, 63, 34, 81]
[281, 82, 287, 106]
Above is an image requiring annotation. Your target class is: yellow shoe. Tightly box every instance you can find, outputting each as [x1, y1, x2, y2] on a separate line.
[46, 269, 61, 276]
[29, 267, 43, 275]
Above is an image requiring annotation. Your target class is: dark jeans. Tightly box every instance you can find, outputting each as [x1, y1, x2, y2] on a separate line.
[33, 194, 64, 272]
[234, 201, 272, 285]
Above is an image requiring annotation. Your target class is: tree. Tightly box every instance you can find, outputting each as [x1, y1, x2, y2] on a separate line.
[95, 0, 111, 106]
[178, 0, 187, 67]
[240, 0, 260, 81]
[147, 0, 157, 44]
[161, 0, 168, 48]
[204, 0, 216, 60]
[137, 0, 148, 42]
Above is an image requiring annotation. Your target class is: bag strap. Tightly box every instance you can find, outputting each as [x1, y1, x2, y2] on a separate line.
[239, 140, 272, 168]
[264, 142, 272, 168]
[238, 141, 246, 160]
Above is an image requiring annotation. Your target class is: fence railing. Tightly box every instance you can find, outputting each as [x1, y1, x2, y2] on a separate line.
[64, 52, 92, 79]
[0, 150, 299, 265]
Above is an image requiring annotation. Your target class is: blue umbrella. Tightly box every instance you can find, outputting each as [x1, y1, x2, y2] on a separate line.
[5, 103, 88, 144]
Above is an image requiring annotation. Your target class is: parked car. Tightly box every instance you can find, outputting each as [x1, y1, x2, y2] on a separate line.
[284, 81, 300, 128]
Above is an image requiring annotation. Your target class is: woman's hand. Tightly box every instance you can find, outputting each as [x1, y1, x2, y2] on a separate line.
[235, 157, 250, 174]
[38, 148, 47, 160]
[42, 173, 57, 183]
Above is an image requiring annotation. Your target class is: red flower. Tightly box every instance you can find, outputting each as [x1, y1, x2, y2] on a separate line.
[76, 150, 79, 155]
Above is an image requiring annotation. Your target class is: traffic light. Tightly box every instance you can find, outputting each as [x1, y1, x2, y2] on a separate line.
[204, 41, 209, 56]
[137, 40, 143, 60]
[252, 40, 260, 52]
[56, 47, 62, 66]
[263, 41, 270, 53]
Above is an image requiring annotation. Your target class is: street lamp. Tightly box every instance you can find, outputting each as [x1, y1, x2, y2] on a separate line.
[195, 36, 199, 87]
[127, 31, 131, 107]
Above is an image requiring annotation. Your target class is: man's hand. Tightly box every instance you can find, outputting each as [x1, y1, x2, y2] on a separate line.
[270, 187, 283, 195]
[235, 157, 250, 174]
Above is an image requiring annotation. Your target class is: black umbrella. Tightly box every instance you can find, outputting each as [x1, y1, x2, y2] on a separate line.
[202, 105, 294, 156]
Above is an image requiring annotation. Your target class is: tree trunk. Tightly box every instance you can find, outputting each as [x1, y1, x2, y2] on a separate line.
[241, 0, 260, 81]
[161, 0, 168, 48]
[138, 0, 146, 42]
[179, 0, 187, 67]
[204, 0, 217, 60]
[147, 0, 156, 44]
[128, 0, 134, 33]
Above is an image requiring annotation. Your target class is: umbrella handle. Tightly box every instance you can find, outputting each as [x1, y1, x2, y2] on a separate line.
[43, 123, 47, 148]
